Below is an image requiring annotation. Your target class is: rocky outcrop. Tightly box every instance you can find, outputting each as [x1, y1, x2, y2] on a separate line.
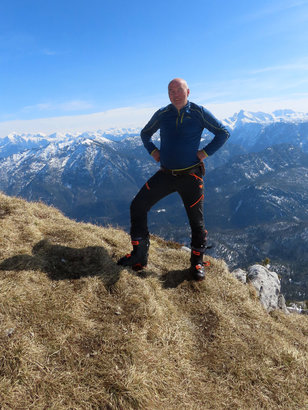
[231, 264, 288, 313]
[230, 268, 247, 284]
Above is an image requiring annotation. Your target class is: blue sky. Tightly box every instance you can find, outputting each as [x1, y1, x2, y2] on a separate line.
[1, 0, 308, 135]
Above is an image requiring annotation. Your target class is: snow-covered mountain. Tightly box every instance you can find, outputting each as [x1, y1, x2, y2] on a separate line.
[0, 129, 141, 159]
[223, 109, 308, 129]
[220, 109, 308, 152]
[1, 109, 307, 158]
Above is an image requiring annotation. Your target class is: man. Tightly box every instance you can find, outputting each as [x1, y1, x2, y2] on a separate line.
[118, 78, 230, 280]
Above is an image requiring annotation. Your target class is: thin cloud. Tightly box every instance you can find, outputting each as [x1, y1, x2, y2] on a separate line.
[193, 61, 308, 108]
[236, 1, 308, 41]
[59, 100, 94, 111]
[0, 32, 35, 51]
[0, 106, 157, 136]
[41, 49, 58, 56]
[251, 62, 308, 74]
[241, 0, 308, 22]
[1, 98, 308, 138]
[21, 100, 94, 113]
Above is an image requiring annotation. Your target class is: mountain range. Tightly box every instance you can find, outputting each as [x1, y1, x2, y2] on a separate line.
[1, 109, 307, 300]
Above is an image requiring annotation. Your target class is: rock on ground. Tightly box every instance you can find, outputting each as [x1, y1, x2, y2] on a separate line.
[231, 268, 247, 284]
[231, 264, 288, 313]
[247, 265, 281, 312]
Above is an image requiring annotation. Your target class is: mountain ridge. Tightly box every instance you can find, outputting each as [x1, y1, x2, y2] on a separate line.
[1, 108, 308, 143]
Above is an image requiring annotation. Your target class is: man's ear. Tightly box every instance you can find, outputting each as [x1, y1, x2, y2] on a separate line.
[187, 88, 190, 97]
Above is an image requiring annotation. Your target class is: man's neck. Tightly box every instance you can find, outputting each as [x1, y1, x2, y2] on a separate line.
[173, 101, 188, 111]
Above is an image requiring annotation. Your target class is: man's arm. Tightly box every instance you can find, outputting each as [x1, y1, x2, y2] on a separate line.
[200, 107, 230, 157]
[140, 110, 161, 157]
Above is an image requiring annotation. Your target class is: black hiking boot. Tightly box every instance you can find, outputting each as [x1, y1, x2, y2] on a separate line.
[117, 237, 150, 271]
[190, 249, 209, 281]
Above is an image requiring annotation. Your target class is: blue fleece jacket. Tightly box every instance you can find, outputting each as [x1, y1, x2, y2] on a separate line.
[140, 101, 230, 170]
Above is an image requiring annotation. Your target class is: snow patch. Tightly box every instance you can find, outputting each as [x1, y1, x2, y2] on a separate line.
[235, 200, 243, 213]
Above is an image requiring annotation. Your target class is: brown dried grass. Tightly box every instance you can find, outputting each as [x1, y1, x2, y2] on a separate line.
[0, 192, 307, 409]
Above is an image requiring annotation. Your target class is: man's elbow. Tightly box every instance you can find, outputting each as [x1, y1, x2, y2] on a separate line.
[223, 127, 230, 139]
[220, 128, 230, 142]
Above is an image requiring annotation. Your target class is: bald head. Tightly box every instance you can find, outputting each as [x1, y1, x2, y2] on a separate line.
[168, 78, 189, 90]
[168, 78, 190, 110]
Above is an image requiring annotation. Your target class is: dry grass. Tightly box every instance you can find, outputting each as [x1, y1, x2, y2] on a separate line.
[0, 192, 307, 409]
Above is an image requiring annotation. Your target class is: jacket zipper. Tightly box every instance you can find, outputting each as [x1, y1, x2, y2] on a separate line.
[176, 110, 184, 128]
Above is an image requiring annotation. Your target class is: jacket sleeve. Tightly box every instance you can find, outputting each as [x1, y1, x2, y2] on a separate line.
[140, 110, 160, 155]
[200, 107, 230, 156]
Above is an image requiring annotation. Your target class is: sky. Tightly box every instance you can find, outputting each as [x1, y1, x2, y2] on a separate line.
[0, 0, 308, 136]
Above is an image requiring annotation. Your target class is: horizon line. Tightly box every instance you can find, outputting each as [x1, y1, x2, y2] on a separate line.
[0, 100, 308, 138]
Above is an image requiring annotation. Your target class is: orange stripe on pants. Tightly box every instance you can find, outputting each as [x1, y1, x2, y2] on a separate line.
[190, 194, 204, 208]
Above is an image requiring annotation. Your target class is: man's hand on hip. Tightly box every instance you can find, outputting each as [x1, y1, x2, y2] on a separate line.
[197, 150, 208, 161]
[151, 149, 160, 162]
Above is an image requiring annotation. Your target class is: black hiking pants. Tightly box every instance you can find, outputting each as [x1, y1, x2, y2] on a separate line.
[130, 167, 207, 251]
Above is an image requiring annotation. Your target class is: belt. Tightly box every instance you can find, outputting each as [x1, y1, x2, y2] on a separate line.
[160, 163, 202, 176]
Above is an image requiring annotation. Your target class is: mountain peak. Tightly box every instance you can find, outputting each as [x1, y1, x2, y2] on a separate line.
[224, 110, 274, 129]
[223, 109, 308, 130]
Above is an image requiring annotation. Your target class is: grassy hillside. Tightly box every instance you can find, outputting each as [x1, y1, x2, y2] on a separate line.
[0, 192, 307, 409]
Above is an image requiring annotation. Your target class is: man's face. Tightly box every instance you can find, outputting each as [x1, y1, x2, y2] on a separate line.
[168, 80, 190, 110]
